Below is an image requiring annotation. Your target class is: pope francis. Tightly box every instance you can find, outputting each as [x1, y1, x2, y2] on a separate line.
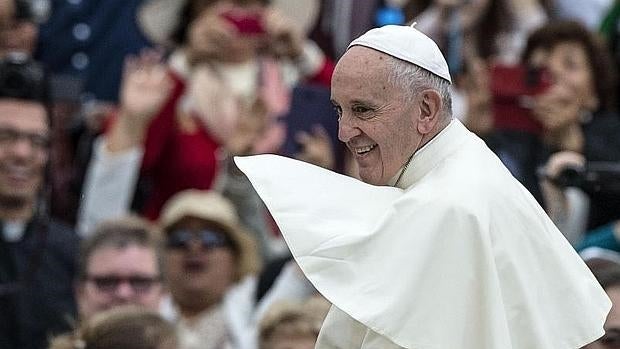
[234, 24, 610, 349]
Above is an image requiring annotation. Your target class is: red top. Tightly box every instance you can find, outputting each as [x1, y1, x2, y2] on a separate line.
[104, 56, 333, 221]
[140, 71, 220, 220]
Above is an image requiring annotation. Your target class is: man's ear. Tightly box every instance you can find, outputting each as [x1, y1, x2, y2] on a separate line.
[417, 89, 442, 134]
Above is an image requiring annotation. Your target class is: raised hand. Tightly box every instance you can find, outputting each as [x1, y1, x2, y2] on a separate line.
[263, 7, 304, 59]
[107, 49, 172, 152]
[119, 49, 172, 125]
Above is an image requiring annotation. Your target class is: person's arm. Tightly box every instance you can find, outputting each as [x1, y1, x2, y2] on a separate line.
[76, 136, 144, 237]
[76, 51, 172, 235]
[539, 151, 590, 245]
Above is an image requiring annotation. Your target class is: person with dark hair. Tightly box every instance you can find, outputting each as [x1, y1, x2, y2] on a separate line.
[75, 215, 164, 320]
[0, 54, 79, 349]
[0, 0, 38, 58]
[517, 21, 620, 242]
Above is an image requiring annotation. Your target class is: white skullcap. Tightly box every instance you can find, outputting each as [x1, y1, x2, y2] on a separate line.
[348, 24, 452, 83]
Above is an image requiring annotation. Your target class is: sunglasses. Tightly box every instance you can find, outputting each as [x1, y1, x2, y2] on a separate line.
[166, 229, 233, 250]
[85, 275, 160, 294]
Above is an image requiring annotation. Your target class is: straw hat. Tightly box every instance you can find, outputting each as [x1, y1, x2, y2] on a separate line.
[138, 0, 320, 45]
[159, 189, 261, 280]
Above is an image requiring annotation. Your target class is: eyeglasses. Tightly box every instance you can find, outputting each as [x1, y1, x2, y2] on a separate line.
[85, 275, 161, 294]
[166, 229, 233, 250]
[0, 127, 49, 150]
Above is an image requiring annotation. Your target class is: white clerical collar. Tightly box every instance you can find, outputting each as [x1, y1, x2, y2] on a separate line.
[389, 119, 469, 189]
[1, 220, 26, 242]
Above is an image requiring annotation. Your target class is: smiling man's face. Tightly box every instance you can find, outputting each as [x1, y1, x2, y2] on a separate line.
[331, 46, 421, 185]
[0, 99, 48, 210]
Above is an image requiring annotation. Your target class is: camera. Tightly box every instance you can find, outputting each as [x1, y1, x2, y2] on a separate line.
[551, 162, 620, 195]
[0, 53, 48, 102]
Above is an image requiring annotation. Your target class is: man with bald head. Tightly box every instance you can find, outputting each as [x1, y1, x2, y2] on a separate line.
[234, 24, 611, 349]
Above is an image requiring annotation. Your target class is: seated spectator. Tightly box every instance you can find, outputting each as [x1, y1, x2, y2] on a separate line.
[157, 189, 261, 349]
[75, 215, 165, 320]
[258, 296, 330, 349]
[49, 306, 177, 349]
[0, 54, 79, 349]
[0, 0, 37, 57]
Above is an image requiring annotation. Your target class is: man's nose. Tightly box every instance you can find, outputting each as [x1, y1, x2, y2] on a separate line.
[338, 117, 361, 143]
[9, 138, 36, 158]
[114, 281, 136, 300]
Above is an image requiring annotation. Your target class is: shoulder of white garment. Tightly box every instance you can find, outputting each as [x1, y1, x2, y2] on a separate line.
[233, 130, 611, 349]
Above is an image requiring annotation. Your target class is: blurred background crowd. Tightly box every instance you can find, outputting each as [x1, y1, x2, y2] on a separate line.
[1, 0, 620, 348]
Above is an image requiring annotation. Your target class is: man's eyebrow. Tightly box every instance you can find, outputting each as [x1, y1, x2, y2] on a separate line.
[330, 99, 339, 106]
[351, 99, 378, 107]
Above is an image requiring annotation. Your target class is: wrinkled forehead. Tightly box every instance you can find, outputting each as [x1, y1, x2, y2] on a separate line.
[87, 244, 158, 270]
[332, 47, 392, 92]
[0, 99, 48, 131]
[331, 47, 402, 102]
[334, 46, 393, 77]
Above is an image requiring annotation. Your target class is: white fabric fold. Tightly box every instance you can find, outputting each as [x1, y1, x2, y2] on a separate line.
[234, 121, 610, 349]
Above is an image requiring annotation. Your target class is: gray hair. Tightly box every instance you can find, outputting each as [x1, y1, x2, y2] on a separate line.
[386, 56, 452, 121]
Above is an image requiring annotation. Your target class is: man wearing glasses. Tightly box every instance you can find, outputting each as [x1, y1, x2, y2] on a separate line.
[0, 54, 80, 349]
[75, 216, 164, 320]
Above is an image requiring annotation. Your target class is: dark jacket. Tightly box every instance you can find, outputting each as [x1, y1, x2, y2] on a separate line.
[0, 217, 79, 349]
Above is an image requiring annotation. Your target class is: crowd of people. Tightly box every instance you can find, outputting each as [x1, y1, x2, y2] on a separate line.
[1, 0, 620, 348]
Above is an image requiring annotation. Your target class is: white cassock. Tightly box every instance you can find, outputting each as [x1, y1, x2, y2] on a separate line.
[235, 120, 610, 349]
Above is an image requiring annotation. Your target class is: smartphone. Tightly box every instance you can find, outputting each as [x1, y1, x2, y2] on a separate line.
[281, 84, 344, 168]
[490, 64, 552, 135]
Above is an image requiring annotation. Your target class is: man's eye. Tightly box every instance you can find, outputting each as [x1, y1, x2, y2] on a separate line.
[30, 135, 50, 148]
[0, 129, 18, 142]
[352, 106, 370, 113]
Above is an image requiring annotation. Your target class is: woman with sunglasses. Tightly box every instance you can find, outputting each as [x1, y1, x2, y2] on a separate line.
[158, 189, 261, 349]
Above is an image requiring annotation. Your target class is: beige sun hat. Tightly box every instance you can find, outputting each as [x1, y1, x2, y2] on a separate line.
[159, 189, 261, 280]
[138, 0, 320, 46]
